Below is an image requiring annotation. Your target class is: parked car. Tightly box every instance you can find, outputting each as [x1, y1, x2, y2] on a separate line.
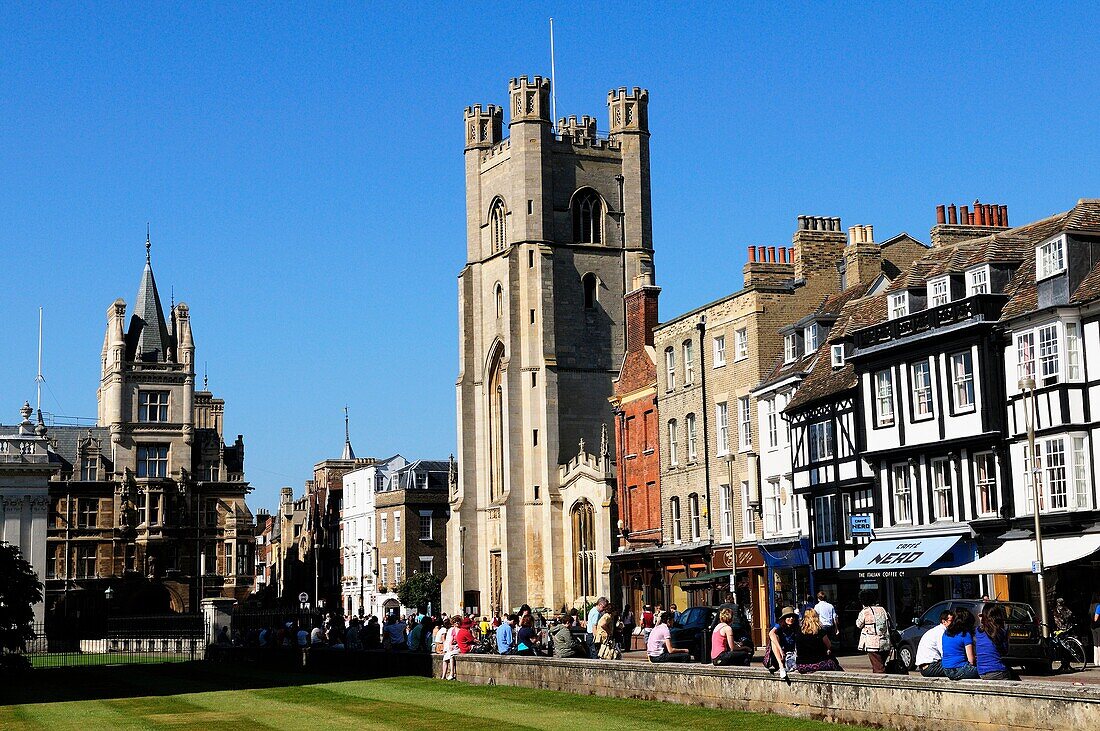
[670, 606, 752, 663]
[895, 600, 1046, 671]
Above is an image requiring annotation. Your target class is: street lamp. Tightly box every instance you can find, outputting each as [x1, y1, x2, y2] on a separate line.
[104, 586, 114, 641]
[357, 538, 366, 617]
[726, 454, 739, 607]
[1019, 376, 1049, 639]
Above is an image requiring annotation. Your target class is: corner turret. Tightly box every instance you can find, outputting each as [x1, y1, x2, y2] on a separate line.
[508, 76, 551, 126]
[464, 103, 503, 151]
[607, 87, 649, 136]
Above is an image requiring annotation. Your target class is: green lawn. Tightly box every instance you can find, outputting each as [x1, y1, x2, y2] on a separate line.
[0, 675, 867, 730]
[30, 652, 196, 669]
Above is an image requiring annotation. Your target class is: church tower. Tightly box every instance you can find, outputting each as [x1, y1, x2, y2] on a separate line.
[447, 77, 654, 614]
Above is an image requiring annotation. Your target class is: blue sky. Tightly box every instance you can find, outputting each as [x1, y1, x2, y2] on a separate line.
[2, 3, 1097, 512]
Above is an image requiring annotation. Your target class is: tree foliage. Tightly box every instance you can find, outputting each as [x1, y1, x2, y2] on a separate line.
[394, 571, 441, 614]
[0, 542, 42, 674]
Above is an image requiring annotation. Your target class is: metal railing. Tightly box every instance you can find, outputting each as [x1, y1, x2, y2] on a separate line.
[24, 614, 204, 669]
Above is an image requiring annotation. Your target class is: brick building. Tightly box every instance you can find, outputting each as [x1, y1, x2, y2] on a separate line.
[375, 459, 450, 617]
[608, 273, 664, 613]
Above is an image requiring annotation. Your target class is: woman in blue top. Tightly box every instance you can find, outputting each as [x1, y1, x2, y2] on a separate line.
[941, 607, 979, 680]
[1091, 594, 1100, 668]
[976, 604, 1017, 681]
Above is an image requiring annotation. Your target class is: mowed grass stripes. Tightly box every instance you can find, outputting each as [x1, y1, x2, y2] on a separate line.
[0, 675, 868, 730]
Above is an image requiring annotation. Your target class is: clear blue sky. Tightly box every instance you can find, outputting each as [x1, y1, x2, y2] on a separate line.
[2, 3, 1097, 512]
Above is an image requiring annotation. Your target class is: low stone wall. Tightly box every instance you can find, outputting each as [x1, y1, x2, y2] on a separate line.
[437, 654, 1100, 731]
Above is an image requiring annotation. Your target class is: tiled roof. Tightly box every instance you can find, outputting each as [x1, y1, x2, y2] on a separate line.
[1001, 200, 1100, 320]
[783, 290, 885, 412]
[0, 424, 111, 472]
[758, 282, 875, 391]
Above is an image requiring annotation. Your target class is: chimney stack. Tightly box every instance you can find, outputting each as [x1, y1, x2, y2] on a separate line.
[931, 200, 1011, 247]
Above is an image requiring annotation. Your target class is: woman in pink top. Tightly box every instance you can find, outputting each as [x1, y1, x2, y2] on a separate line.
[711, 607, 753, 666]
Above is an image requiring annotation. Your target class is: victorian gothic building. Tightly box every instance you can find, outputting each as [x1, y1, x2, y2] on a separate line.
[446, 77, 654, 614]
[2, 240, 256, 620]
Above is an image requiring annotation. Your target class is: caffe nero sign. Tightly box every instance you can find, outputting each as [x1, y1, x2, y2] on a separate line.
[841, 536, 961, 579]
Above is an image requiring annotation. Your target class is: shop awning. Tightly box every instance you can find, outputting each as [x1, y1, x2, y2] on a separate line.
[931, 534, 1100, 576]
[841, 535, 963, 578]
[679, 570, 731, 588]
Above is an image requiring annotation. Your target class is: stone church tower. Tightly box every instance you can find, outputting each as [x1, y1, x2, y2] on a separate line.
[446, 77, 654, 614]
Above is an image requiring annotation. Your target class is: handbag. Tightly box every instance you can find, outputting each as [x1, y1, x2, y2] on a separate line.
[631, 626, 643, 636]
[598, 641, 622, 660]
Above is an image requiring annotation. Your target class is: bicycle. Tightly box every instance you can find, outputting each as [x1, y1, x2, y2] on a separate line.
[1049, 625, 1087, 673]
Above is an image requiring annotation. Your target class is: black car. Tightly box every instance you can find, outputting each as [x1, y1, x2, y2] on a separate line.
[669, 606, 752, 663]
[895, 599, 1046, 671]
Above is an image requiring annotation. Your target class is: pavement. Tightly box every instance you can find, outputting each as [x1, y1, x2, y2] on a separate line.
[618, 647, 1100, 686]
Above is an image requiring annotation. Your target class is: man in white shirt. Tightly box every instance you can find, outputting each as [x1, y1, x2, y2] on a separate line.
[586, 597, 608, 658]
[915, 609, 954, 677]
[813, 591, 838, 638]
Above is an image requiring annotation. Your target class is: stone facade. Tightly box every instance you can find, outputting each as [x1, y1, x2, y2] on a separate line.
[0, 242, 257, 620]
[0, 404, 56, 624]
[447, 76, 655, 615]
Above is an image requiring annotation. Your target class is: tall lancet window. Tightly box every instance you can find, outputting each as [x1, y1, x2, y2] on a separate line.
[487, 346, 505, 501]
[572, 188, 602, 244]
[490, 198, 507, 253]
[571, 500, 596, 602]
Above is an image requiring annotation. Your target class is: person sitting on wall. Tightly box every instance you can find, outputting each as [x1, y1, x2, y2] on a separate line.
[915, 609, 953, 678]
[647, 611, 692, 663]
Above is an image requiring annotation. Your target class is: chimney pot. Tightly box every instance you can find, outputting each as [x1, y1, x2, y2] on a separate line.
[797, 216, 807, 230]
[936, 205, 946, 224]
[788, 247, 794, 262]
[778, 247, 787, 264]
[768, 246, 777, 262]
[948, 204, 958, 224]
[1000, 205, 1008, 226]
[961, 205, 970, 224]
[748, 246, 757, 262]
[865, 225, 874, 243]
[848, 225, 859, 244]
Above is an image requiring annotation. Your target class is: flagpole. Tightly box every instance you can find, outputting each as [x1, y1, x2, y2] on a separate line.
[549, 17, 558, 132]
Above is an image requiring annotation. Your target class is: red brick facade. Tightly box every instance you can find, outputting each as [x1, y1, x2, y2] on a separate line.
[612, 280, 662, 547]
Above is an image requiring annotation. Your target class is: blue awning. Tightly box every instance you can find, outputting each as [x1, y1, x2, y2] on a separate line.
[761, 539, 811, 568]
[841, 536, 964, 578]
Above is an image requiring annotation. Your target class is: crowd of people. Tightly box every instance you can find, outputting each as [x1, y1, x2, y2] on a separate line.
[214, 588, 1097, 683]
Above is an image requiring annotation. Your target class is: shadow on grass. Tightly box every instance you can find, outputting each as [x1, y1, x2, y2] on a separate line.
[1, 649, 434, 706]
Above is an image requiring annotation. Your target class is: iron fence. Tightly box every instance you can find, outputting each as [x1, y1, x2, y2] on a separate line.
[25, 614, 204, 669]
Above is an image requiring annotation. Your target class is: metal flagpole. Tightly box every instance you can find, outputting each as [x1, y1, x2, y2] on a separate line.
[36, 307, 44, 413]
[549, 17, 557, 131]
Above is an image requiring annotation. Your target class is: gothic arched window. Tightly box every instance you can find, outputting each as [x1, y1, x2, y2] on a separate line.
[582, 273, 598, 309]
[571, 500, 596, 602]
[487, 346, 505, 501]
[494, 283, 504, 319]
[489, 198, 507, 253]
[572, 188, 602, 244]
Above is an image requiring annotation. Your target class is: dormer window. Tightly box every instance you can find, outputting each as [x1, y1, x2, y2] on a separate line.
[1037, 236, 1066, 280]
[888, 292, 909, 320]
[783, 333, 797, 363]
[804, 324, 818, 352]
[831, 344, 845, 368]
[928, 277, 950, 307]
[966, 266, 989, 295]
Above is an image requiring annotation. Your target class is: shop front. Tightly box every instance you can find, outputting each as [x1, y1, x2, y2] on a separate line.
[932, 532, 1100, 632]
[761, 538, 812, 627]
[711, 545, 767, 646]
[841, 534, 977, 627]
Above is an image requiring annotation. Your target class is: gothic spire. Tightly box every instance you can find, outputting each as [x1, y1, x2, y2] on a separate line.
[341, 405, 356, 460]
[130, 230, 172, 362]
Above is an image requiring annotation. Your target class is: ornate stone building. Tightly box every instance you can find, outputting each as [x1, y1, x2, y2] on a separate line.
[446, 77, 654, 614]
[2, 240, 256, 620]
[0, 403, 56, 624]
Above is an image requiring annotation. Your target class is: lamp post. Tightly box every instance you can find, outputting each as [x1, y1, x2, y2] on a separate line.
[1019, 376, 1049, 639]
[726, 454, 739, 606]
[104, 586, 114, 644]
[358, 538, 365, 617]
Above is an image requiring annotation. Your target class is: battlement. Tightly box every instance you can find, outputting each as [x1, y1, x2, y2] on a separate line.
[464, 103, 504, 151]
[509, 75, 551, 91]
[558, 115, 597, 144]
[607, 86, 649, 135]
